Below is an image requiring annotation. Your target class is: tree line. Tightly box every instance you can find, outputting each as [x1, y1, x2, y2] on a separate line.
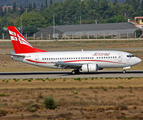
[0, 0, 143, 38]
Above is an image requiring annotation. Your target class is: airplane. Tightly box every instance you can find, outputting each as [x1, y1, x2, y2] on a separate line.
[8, 26, 142, 74]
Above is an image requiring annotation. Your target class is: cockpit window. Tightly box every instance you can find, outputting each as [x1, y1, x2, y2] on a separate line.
[127, 54, 134, 57]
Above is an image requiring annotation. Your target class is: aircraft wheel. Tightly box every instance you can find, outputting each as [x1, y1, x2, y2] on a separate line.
[71, 70, 80, 74]
[123, 70, 126, 74]
[71, 70, 75, 75]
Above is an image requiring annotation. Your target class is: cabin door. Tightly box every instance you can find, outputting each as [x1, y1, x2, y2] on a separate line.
[118, 53, 122, 62]
[35, 55, 39, 65]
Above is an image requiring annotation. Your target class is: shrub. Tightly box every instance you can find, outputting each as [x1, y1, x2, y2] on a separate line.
[28, 79, 32, 82]
[27, 104, 40, 112]
[74, 77, 81, 81]
[23, 78, 28, 81]
[89, 86, 93, 89]
[37, 92, 44, 99]
[134, 29, 142, 38]
[29, 108, 36, 112]
[71, 90, 78, 94]
[91, 77, 94, 80]
[116, 104, 128, 110]
[0, 109, 8, 116]
[101, 86, 107, 91]
[0, 93, 9, 97]
[13, 78, 19, 82]
[44, 96, 56, 109]
[117, 85, 124, 89]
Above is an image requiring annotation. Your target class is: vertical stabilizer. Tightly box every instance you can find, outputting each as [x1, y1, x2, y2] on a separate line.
[8, 26, 47, 54]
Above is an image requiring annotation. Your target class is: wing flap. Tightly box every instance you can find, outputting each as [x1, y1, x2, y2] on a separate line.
[55, 61, 82, 69]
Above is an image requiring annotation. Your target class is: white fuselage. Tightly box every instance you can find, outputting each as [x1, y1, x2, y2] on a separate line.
[12, 50, 141, 71]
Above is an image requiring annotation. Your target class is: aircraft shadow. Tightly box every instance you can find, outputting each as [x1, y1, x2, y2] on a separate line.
[0, 70, 143, 76]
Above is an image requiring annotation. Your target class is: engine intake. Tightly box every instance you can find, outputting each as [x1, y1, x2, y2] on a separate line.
[82, 64, 98, 72]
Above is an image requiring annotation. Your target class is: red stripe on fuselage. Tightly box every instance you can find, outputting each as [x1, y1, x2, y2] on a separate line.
[26, 59, 47, 64]
[64, 60, 125, 64]
[26, 59, 125, 65]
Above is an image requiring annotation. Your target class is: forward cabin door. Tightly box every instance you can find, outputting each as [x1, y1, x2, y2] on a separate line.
[118, 53, 122, 62]
[35, 55, 39, 65]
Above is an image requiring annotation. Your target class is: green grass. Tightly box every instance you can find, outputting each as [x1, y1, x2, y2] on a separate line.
[0, 93, 9, 97]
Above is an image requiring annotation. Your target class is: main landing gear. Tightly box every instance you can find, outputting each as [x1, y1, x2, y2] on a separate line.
[123, 70, 126, 74]
[71, 69, 80, 74]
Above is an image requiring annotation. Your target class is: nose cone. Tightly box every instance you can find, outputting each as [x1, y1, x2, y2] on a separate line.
[131, 57, 142, 66]
[137, 57, 142, 63]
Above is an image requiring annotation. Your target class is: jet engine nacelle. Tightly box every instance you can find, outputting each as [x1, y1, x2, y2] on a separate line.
[81, 64, 98, 72]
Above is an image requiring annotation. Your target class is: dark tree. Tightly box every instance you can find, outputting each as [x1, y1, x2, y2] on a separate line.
[40, 2, 44, 12]
[23, 26, 38, 36]
[4, 7, 7, 16]
[45, 0, 48, 8]
[28, 3, 33, 12]
[50, 0, 53, 5]
[8, 6, 12, 13]
[113, 0, 118, 5]
[125, 0, 140, 11]
[141, 0, 143, 11]
[13, 2, 17, 12]
[0, 24, 5, 39]
[33, 2, 37, 9]
[19, 4, 24, 15]
[0, 5, 3, 17]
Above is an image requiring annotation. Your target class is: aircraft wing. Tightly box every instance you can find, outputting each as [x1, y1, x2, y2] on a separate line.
[54, 61, 82, 69]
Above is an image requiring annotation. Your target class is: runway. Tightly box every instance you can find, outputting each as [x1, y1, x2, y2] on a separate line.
[0, 70, 143, 79]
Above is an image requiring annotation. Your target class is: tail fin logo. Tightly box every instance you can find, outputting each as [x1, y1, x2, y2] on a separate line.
[9, 30, 33, 48]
